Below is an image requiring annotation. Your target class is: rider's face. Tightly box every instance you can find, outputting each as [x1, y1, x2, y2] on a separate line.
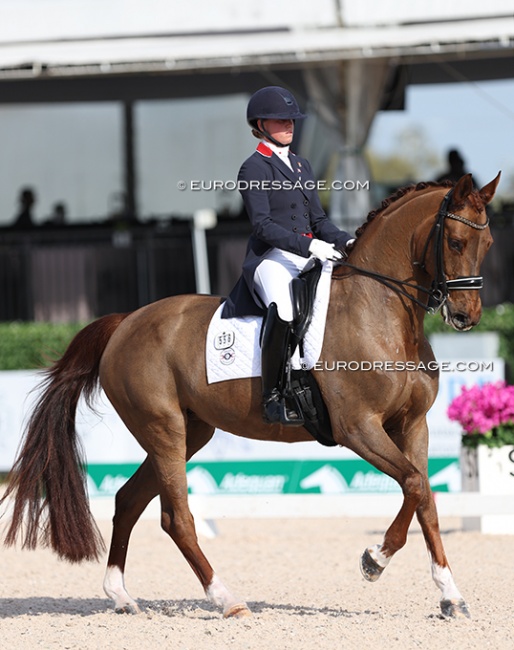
[260, 119, 294, 146]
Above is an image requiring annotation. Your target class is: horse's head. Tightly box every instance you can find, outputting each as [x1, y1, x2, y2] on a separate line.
[426, 173, 500, 331]
[339, 173, 500, 332]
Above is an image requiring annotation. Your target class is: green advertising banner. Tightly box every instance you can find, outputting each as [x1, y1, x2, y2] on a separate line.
[87, 457, 459, 497]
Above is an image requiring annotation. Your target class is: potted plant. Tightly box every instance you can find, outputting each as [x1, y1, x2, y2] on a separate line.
[447, 381, 514, 533]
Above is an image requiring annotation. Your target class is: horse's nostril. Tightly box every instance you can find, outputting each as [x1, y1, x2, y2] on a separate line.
[453, 312, 470, 329]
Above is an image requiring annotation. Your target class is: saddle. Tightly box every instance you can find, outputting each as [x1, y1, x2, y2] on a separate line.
[291, 257, 323, 350]
[288, 258, 336, 447]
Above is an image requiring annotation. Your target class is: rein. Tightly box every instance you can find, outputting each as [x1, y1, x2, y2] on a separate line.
[336, 189, 489, 314]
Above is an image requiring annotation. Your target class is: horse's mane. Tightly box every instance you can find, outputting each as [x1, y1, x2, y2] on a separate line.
[354, 180, 454, 239]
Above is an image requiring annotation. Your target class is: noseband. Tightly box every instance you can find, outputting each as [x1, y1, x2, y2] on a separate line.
[337, 188, 489, 314]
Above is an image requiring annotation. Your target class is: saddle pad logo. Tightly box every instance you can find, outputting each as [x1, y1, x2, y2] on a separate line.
[220, 348, 235, 365]
[214, 331, 235, 350]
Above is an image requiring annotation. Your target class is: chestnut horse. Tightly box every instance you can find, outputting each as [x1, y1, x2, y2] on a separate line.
[1, 173, 499, 620]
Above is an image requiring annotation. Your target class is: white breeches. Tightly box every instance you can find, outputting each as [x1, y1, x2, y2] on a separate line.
[253, 248, 308, 322]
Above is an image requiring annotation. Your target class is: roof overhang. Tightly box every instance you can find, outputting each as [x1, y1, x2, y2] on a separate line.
[1, 17, 513, 80]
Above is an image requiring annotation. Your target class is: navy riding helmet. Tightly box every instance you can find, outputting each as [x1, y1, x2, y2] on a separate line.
[247, 86, 306, 146]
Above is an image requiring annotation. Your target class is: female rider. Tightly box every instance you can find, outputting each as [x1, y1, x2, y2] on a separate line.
[222, 86, 354, 426]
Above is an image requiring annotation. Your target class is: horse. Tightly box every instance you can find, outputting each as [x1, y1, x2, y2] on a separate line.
[1, 172, 500, 620]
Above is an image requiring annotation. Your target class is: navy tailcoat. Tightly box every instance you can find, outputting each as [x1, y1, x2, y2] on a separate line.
[221, 142, 351, 318]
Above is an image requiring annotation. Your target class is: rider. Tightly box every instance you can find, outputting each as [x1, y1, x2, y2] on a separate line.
[221, 86, 354, 426]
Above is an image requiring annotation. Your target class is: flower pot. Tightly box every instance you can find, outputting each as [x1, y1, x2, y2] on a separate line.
[460, 445, 514, 534]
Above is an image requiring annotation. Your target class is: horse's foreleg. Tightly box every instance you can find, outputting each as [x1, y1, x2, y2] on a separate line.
[103, 457, 159, 614]
[359, 471, 422, 582]
[399, 423, 470, 618]
[415, 480, 470, 618]
[343, 423, 425, 581]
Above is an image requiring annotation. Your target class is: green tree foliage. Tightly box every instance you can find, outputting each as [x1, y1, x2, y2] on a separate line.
[365, 152, 416, 186]
[366, 124, 442, 187]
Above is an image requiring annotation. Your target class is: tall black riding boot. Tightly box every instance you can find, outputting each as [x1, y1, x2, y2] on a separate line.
[260, 303, 304, 426]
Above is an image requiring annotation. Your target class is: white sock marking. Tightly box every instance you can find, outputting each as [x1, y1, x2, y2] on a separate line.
[368, 543, 391, 569]
[431, 562, 463, 601]
[205, 574, 245, 614]
[103, 565, 140, 612]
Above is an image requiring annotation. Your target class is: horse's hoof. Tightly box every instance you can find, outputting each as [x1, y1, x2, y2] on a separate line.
[440, 598, 471, 619]
[360, 548, 385, 582]
[223, 603, 252, 618]
[114, 602, 141, 615]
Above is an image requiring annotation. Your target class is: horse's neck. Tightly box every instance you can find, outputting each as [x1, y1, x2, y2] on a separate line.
[331, 189, 441, 339]
[352, 189, 440, 279]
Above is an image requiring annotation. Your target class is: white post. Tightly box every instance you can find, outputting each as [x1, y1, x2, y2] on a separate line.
[191, 209, 217, 295]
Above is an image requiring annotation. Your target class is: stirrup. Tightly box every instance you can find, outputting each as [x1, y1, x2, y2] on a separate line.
[262, 391, 304, 426]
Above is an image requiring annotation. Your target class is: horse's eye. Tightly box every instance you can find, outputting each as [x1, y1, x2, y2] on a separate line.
[448, 238, 464, 252]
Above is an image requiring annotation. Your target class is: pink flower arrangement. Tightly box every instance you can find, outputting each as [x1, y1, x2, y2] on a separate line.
[447, 380, 514, 448]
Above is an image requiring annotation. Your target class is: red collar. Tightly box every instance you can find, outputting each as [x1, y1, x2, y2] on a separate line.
[256, 142, 273, 157]
[256, 141, 296, 158]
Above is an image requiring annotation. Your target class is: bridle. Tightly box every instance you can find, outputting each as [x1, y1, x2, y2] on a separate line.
[336, 188, 490, 314]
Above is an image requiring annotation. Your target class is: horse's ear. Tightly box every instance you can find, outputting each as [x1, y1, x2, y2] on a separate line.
[452, 174, 474, 205]
[478, 172, 501, 206]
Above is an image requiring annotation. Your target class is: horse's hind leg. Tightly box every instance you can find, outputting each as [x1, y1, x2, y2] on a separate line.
[103, 418, 219, 615]
[151, 416, 251, 618]
[103, 457, 159, 613]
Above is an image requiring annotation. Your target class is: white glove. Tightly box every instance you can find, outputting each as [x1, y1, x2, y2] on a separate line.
[308, 239, 343, 262]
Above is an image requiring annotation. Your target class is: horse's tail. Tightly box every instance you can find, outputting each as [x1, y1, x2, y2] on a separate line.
[0, 312, 129, 563]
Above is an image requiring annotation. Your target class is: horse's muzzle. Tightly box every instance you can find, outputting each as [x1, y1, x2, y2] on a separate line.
[442, 303, 479, 331]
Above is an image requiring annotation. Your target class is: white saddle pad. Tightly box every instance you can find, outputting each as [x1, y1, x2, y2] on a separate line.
[206, 260, 333, 384]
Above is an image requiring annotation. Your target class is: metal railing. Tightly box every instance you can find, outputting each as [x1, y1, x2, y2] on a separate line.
[0, 218, 251, 322]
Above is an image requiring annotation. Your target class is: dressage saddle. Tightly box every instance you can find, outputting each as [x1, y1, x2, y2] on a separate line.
[290, 258, 336, 446]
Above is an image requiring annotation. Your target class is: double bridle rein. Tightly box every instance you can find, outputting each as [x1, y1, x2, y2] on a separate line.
[337, 189, 489, 314]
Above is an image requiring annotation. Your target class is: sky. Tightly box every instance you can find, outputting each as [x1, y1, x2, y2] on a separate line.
[367, 78, 514, 196]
